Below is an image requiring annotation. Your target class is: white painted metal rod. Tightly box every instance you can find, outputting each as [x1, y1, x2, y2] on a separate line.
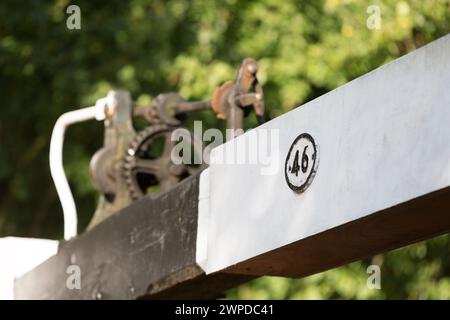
[49, 102, 106, 240]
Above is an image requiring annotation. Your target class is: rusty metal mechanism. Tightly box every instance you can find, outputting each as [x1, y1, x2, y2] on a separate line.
[211, 58, 265, 137]
[88, 58, 265, 228]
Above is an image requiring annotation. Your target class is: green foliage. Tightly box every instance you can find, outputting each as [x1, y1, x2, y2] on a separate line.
[0, 0, 449, 299]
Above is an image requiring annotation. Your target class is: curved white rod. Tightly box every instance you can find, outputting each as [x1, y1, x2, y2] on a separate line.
[50, 101, 106, 240]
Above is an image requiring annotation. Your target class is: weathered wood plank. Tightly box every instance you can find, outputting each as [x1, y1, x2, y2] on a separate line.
[14, 174, 251, 299]
[14, 177, 450, 299]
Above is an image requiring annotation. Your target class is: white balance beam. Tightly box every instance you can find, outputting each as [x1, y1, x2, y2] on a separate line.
[0, 237, 58, 299]
[197, 34, 450, 275]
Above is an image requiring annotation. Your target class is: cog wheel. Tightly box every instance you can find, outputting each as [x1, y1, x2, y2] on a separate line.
[122, 124, 205, 200]
[89, 146, 116, 202]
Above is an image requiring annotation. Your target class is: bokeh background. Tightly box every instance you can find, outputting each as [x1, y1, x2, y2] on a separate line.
[0, 0, 449, 299]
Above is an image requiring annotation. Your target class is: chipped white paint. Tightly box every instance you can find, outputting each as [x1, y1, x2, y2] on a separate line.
[197, 34, 450, 274]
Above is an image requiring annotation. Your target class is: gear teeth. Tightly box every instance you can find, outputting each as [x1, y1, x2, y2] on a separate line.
[122, 123, 205, 201]
[122, 124, 171, 201]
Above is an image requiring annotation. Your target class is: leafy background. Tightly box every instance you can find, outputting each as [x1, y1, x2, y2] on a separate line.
[0, 0, 449, 299]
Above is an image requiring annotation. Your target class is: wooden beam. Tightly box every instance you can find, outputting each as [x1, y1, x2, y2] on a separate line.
[14, 178, 449, 299]
[14, 175, 252, 300]
[200, 34, 450, 274]
[224, 187, 450, 277]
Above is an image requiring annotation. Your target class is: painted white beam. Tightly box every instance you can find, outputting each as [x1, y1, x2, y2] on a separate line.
[198, 34, 450, 274]
[0, 237, 58, 299]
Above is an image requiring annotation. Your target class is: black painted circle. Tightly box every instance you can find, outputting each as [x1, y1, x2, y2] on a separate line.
[284, 133, 318, 193]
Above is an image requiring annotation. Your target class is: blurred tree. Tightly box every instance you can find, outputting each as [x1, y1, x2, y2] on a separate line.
[0, 0, 448, 299]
